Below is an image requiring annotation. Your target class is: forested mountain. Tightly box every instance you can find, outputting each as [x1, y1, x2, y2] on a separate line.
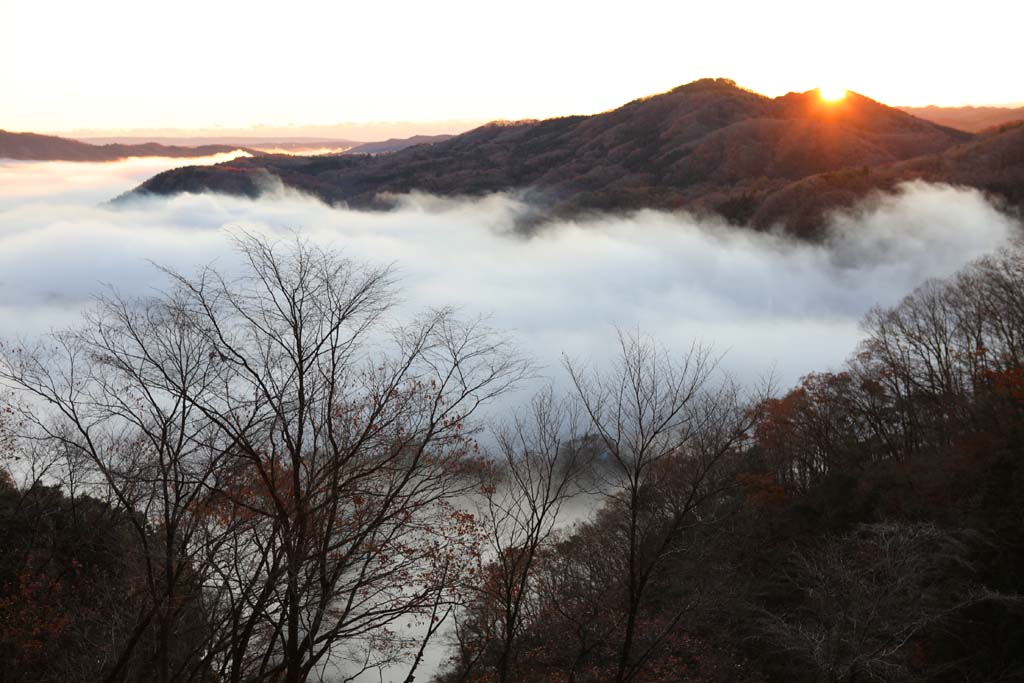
[746, 121, 1024, 233]
[0, 130, 249, 161]
[125, 78, 1024, 237]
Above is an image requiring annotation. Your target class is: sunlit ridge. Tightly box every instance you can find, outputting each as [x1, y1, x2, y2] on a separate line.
[819, 86, 848, 102]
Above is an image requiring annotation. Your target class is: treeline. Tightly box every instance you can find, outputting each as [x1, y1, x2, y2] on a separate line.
[0, 234, 1022, 682]
[440, 244, 1024, 682]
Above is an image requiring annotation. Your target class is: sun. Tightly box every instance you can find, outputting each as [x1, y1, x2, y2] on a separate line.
[818, 86, 848, 102]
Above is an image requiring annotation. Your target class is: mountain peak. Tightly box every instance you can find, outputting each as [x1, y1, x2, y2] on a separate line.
[770, 88, 972, 140]
[669, 78, 749, 95]
[128, 79, 1018, 238]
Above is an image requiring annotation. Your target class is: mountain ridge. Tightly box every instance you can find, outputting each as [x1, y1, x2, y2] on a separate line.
[898, 105, 1024, 133]
[0, 130, 254, 161]
[125, 79, 1023, 236]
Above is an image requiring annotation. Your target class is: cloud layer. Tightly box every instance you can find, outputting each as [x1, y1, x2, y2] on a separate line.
[0, 157, 1020, 391]
[0, 156, 1021, 681]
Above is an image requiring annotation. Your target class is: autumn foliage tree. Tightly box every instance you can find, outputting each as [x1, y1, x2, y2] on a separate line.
[443, 334, 761, 683]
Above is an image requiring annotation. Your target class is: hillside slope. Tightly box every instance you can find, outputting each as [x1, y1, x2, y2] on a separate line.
[129, 79, 1013, 236]
[343, 134, 454, 155]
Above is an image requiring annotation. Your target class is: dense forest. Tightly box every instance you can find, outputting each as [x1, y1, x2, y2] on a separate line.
[1, 232, 1023, 682]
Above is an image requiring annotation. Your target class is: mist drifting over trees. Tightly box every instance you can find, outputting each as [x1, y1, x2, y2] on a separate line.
[1, 228, 1024, 682]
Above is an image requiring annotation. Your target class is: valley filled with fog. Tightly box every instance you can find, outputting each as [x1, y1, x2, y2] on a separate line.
[3, 152, 1024, 683]
[0, 155, 1019, 388]
[7, 1, 1024, 678]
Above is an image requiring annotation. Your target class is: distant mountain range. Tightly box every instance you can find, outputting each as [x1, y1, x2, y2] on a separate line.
[0, 130, 249, 161]
[77, 136, 361, 147]
[345, 135, 454, 155]
[0, 130, 458, 162]
[898, 105, 1024, 133]
[126, 79, 1024, 236]
[79, 136, 360, 155]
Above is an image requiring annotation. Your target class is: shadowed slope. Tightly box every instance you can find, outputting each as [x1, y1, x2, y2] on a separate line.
[128, 79, 1009, 236]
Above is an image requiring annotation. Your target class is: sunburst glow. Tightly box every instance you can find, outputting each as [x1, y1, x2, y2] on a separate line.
[819, 86, 848, 102]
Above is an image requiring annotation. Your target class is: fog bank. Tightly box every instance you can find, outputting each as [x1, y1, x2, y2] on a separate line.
[1, 157, 1021, 681]
[0, 158, 1020, 390]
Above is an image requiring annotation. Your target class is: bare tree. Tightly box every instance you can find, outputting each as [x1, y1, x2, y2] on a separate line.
[457, 389, 592, 683]
[564, 331, 755, 683]
[850, 240, 1024, 466]
[2, 291, 229, 682]
[757, 523, 995, 683]
[1, 231, 530, 683]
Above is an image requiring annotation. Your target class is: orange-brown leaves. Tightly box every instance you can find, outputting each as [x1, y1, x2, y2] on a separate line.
[736, 472, 788, 509]
[986, 367, 1024, 402]
[0, 570, 72, 667]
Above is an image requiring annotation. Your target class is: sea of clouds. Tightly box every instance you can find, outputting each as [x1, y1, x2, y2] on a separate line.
[1, 154, 1021, 680]
[1, 155, 1020, 395]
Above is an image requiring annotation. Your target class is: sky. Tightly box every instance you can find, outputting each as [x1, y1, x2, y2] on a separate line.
[3, 0, 1022, 135]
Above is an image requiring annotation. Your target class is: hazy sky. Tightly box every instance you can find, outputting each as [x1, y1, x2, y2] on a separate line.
[3, 0, 1021, 133]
